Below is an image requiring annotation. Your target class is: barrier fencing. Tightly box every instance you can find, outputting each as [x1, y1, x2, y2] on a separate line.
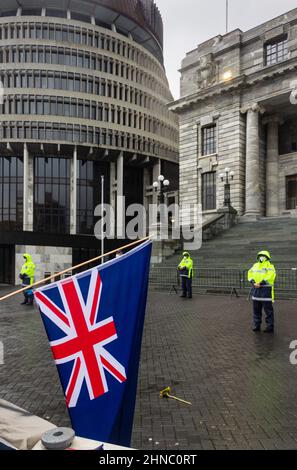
[149, 267, 297, 297]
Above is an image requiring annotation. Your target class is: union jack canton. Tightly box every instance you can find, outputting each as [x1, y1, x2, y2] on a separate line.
[35, 269, 127, 408]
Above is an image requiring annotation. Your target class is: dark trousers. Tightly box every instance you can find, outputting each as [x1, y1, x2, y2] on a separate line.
[181, 277, 192, 298]
[253, 300, 274, 330]
[23, 289, 34, 305]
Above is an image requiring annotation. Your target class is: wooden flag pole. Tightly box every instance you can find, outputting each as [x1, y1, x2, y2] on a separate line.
[0, 236, 152, 303]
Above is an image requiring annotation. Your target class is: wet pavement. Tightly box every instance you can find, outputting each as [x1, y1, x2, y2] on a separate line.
[1, 287, 297, 450]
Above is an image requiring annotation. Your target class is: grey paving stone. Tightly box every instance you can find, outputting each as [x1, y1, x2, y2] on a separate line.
[1, 289, 297, 450]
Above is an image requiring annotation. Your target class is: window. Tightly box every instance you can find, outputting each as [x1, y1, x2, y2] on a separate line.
[55, 27, 62, 42]
[28, 73, 34, 88]
[50, 97, 57, 115]
[34, 157, 70, 234]
[32, 48, 38, 63]
[22, 8, 41, 16]
[42, 74, 47, 88]
[48, 74, 54, 89]
[46, 9, 67, 18]
[77, 161, 109, 234]
[68, 75, 74, 91]
[57, 99, 63, 115]
[36, 97, 43, 115]
[42, 24, 49, 40]
[61, 75, 67, 89]
[78, 100, 84, 118]
[265, 36, 288, 66]
[23, 99, 29, 114]
[64, 100, 70, 117]
[202, 125, 216, 156]
[202, 172, 216, 211]
[0, 156, 23, 231]
[286, 175, 297, 210]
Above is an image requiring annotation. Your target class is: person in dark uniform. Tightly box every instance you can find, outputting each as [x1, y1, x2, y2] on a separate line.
[248, 250, 276, 333]
[178, 252, 194, 299]
[19, 253, 36, 306]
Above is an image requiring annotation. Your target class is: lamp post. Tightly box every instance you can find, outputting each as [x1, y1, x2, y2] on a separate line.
[153, 174, 170, 227]
[219, 168, 235, 207]
[153, 174, 170, 202]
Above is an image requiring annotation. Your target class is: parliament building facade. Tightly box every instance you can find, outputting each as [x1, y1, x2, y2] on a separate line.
[171, 8, 297, 225]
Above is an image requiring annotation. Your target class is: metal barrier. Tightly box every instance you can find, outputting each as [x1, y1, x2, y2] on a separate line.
[149, 266, 297, 298]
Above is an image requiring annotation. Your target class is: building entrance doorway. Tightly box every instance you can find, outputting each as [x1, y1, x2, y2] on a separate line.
[286, 175, 297, 210]
[0, 245, 15, 285]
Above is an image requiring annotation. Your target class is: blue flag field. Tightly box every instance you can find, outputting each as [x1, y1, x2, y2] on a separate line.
[34, 240, 152, 447]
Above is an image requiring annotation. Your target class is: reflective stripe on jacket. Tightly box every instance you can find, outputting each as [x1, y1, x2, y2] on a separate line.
[248, 261, 276, 302]
[178, 258, 193, 279]
[20, 253, 36, 286]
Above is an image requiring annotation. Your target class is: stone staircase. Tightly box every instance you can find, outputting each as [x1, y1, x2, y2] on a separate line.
[158, 217, 297, 270]
[149, 217, 297, 298]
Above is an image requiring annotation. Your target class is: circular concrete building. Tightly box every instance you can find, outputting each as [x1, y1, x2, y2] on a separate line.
[0, 0, 179, 284]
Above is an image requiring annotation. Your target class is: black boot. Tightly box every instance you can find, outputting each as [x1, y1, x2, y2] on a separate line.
[21, 295, 28, 305]
[26, 296, 34, 306]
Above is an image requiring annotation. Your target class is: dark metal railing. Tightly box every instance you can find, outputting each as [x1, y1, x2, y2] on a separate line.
[149, 267, 297, 297]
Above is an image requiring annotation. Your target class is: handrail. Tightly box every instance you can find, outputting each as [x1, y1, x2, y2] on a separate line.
[202, 213, 225, 232]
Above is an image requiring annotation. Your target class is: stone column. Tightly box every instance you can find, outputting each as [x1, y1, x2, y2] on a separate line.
[23, 144, 34, 231]
[117, 151, 124, 198]
[110, 161, 116, 214]
[264, 116, 281, 217]
[242, 104, 264, 217]
[116, 151, 124, 238]
[143, 166, 151, 235]
[70, 146, 77, 235]
[152, 159, 161, 205]
[143, 166, 150, 212]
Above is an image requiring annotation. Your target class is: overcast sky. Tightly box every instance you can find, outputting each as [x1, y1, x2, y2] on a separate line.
[156, 0, 297, 99]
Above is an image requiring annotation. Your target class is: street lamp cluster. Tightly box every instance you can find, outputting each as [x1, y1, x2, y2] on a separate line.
[153, 175, 170, 228]
[153, 174, 170, 198]
[153, 175, 170, 205]
[220, 168, 235, 207]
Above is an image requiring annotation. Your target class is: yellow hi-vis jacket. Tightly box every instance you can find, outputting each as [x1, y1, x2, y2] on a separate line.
[178, 253, 193, 279]
[20, 253, 36, 286]
[248, 251, 276, 302]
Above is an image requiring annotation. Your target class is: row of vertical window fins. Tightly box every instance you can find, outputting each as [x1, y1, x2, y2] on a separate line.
[0, 21, 161, 74]
[0, 70, 173, 121]
[0, 123, 177, 160]
[0, 45, 169, 98]
[1, 95, 177, 141]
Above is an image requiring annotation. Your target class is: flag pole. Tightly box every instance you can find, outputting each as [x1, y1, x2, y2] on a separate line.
[101, 174, 105, 265]
[0, 236, 152, 303]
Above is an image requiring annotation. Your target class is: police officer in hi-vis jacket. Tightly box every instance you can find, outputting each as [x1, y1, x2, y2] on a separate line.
[19, 253, 36, 306]
[178, 252, 194, 299]
[248, 251, 276, 333]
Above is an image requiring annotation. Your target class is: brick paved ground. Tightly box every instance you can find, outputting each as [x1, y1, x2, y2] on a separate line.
[1, 287, 297, 450]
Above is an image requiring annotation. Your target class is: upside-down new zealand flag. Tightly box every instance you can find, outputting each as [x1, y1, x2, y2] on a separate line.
[34, 240, 152, 447]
